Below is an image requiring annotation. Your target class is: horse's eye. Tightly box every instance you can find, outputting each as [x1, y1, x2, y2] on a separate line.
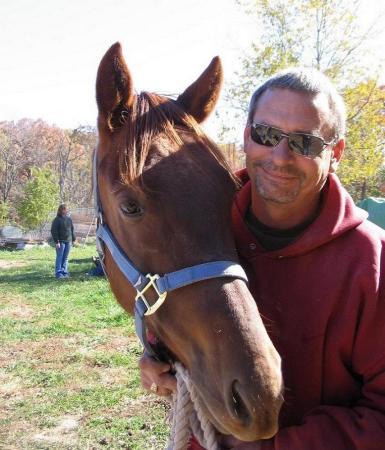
[120, 201, 143, 217]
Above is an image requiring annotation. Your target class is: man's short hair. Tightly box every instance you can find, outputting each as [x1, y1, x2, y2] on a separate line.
[247, 68, 346, 140]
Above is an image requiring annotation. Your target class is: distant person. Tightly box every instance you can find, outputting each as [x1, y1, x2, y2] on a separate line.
[50, 204, 76, 279]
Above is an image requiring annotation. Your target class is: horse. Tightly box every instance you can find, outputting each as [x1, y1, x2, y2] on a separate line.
[94, 42, 283, 443]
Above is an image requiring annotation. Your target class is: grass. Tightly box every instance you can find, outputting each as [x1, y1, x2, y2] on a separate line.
[0, 243, 170, 449]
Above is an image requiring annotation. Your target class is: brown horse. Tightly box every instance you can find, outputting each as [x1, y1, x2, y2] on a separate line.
[95, 42, 282, 442]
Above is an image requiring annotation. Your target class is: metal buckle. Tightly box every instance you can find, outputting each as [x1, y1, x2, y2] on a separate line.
[135, 274, 167, 316]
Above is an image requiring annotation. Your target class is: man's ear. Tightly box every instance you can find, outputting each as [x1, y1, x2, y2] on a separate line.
[329, 138, 345, 173]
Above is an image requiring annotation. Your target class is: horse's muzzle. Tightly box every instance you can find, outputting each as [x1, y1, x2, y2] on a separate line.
[226, 374, 283, 441]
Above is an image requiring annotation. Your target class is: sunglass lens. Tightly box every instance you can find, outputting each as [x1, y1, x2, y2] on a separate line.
[288, 135, 306, 156]
[251, 124, 281, 146]
[251, 124, 268, 145]
[288, 134, 324, 157]
[268, 127, 282, 146]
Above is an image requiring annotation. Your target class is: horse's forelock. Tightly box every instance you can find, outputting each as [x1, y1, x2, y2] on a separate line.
[117, 92, 238, 190]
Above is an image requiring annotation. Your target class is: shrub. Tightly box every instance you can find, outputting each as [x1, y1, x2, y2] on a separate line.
[18, 168, 59, 230]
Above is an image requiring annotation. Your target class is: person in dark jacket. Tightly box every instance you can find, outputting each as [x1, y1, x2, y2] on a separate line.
[50, 204, 76, 278]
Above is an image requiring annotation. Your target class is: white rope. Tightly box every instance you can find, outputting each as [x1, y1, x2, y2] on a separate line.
[166, 362, 220, 450]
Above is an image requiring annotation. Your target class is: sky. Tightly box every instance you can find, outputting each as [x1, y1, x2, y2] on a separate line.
[1, 0, 384, 140]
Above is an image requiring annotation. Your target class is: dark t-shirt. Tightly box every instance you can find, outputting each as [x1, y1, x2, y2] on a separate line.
[245, 207, 316, 251]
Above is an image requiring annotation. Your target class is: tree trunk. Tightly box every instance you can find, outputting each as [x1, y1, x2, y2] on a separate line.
[360, 179, 367, 201]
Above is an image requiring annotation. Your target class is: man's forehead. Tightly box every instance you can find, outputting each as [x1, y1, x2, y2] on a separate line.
[253, 88, 332, 133]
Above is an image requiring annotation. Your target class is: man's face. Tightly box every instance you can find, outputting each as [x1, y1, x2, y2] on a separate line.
[244, 88, 344, 207]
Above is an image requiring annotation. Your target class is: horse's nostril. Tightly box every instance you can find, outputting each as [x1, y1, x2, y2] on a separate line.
[231, 380, 252, 424]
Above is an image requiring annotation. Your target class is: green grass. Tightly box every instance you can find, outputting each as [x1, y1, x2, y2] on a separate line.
[0, 244, 170, 449]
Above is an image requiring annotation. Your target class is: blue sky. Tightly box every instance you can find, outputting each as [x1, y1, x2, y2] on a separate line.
[0, 0, 384, 141]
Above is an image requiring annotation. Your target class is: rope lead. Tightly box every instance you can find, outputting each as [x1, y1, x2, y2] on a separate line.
[167, 362, 220, 450]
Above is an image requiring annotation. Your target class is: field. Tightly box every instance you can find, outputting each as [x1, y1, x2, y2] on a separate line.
[0, 244, 169, 450]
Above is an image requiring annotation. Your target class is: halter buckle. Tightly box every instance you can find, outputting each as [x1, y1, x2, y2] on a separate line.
[135, 274, 167, 316]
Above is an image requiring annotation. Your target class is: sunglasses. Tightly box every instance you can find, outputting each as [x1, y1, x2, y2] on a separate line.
[250, 122, 336, 158]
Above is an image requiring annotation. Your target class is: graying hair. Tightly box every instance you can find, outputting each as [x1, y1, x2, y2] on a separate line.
[247, 68, 346, 139]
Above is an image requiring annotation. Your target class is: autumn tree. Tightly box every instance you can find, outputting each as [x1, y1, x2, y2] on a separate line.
[0, 120, 96, 224]
[51, 125, 96, 204]
[340, 81, 385, 200]
[0, 124, 24, 203]
[0, 119, 63, 205]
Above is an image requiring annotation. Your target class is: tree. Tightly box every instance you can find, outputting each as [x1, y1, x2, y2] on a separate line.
[0, 201, 8, 226]
[220, 0, 384, 199]
[17, 168, 59, 230]
[0, 120, 96, 222]
[0, 125, 24, 203]
[228, 0, 382, 112]
[0, 119, 63, 204]
[51, 125, 96, 204]
[340, 81, 385, 200]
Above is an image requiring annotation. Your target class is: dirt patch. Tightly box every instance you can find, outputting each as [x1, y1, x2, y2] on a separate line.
[0, 303, 34, 319]
[32, 415, 81, 445]
[0, 260, 28, 269]
[0, 294, 35, 320]
[0, 333, 141, 447]
[0, 334, 141, 393]
[1, 336, 78, 368]
[89, 332, 138, 353]
[121, 395, 170, 418]
[2, 415, 82, 449]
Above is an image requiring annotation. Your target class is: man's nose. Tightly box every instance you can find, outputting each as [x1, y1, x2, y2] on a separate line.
[271, 137, 294, 164]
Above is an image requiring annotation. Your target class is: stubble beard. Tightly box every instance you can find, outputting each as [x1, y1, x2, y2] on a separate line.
[251, 160, 305, 204]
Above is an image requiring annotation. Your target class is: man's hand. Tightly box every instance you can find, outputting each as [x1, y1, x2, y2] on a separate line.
[139, 351, 177, 396]
[56, 242, 60, 249]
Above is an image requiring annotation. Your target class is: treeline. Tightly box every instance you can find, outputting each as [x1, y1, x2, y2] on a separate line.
[0, 119, 96, 228]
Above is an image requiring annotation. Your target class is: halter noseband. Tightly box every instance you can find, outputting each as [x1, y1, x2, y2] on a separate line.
[93, 149, 248, 359]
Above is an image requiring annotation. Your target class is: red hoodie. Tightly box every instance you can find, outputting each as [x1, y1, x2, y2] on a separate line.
[190, 172, 385, 450]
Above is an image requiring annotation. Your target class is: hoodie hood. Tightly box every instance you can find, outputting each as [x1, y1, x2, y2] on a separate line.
[232, 170, 368, 259]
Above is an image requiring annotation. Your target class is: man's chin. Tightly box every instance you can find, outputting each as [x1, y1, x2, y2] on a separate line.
[256, 184, 300, 204]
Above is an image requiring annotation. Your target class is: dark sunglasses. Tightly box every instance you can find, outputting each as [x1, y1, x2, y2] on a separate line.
[250, 122, 336, 158]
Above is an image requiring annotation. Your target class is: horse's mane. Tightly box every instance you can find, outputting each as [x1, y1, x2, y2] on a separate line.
[117, 92, 238, 189]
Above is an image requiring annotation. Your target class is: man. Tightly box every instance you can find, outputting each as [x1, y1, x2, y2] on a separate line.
[50, 204, 76, 279]
[140, 68, 385, 449]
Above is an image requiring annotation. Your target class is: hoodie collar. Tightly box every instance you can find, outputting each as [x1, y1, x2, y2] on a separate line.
[232, 171, 367, 259]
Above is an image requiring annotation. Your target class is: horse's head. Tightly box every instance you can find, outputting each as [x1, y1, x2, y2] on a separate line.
[95, 43, 282, 441]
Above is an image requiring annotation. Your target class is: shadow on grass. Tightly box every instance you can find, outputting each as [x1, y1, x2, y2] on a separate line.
[70, 257, 95, 264]
[0, 257, 102, 288]
[0, 272, 100, 288]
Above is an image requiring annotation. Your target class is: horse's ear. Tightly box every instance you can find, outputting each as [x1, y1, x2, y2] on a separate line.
[96, 42, 134, 132]
[177, 56, 223, 123]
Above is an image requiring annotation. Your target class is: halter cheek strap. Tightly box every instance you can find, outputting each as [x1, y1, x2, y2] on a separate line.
[96, 223, 248, 358]
[93, 149, 248, 359]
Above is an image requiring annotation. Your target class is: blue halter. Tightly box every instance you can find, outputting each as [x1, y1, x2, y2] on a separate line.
[93, 150, 248, 359]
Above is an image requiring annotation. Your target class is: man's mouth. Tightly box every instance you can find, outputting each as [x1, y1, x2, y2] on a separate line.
[261, 166, 298, 183]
